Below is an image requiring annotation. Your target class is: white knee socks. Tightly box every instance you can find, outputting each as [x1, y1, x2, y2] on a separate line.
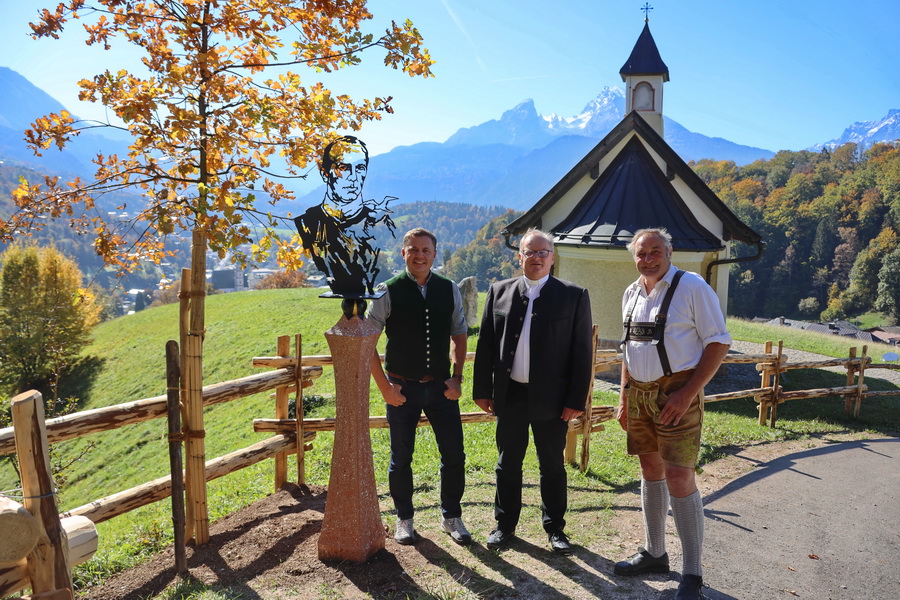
[671, 489, 704, 577]
[641, 478, 669, 558]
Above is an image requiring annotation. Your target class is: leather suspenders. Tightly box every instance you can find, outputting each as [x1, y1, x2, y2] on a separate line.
[621, 269, 685, 377]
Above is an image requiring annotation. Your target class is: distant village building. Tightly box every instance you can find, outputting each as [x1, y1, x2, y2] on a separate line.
[211, 267, 247, 292]
[248, 268, 277, 289]
[767, 317, 900, 352]
[502, 19, 762, 344]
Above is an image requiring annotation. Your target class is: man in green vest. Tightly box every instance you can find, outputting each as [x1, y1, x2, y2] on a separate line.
[368, 228, 471, 546]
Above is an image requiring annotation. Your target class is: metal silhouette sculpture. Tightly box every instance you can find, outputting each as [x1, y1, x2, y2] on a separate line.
[294, 136, 395, 310]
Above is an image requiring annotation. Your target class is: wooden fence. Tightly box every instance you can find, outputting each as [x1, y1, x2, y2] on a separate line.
[1, 334, 897, 597]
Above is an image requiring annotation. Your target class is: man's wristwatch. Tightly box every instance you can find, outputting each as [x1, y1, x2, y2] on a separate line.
[452, 373, 464, 382]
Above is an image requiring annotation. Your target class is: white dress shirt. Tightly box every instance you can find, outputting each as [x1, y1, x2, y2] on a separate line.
[622, 264, 731, 382]
[511, 274, 549, 383]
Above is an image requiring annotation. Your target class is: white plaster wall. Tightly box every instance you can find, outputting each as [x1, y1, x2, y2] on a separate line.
[555, 246, 730, 343]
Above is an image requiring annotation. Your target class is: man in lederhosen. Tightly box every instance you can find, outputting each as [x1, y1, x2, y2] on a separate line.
[614, 228, 731, 600]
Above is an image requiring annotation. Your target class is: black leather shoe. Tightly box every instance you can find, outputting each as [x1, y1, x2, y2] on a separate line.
[548, 531, 572, 555]
[486, 528, 514, 550]
[674, 574, 704, 599]
[613, 547, 670, 575]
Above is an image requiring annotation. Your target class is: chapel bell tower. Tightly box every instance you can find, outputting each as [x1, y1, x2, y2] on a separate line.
[619, 17, 669, 137]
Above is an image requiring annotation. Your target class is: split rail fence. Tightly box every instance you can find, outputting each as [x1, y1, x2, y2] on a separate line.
[1, 333, 897, 597]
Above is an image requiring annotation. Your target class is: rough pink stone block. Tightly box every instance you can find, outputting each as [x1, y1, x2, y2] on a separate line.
[317, 315, 385, 562]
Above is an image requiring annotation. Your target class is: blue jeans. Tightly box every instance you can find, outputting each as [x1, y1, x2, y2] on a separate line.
[386, 378, 466, 520]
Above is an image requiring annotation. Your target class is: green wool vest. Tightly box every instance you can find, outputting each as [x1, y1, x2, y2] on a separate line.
[384, 271, 454, 380]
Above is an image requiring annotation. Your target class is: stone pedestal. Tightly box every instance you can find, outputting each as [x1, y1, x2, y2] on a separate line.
[317, 314, 385, 562]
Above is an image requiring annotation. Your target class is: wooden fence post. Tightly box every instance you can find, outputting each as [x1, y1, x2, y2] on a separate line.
[844, 347, 857, 415]
[578, 325, 600, 472]
[274, 335, 291, 490]
[769, 341, 784, 427]
[758, 341, 773, 425]
[11, 391, 73, 598]
[165, 341, 187, 575]
[295, 334, 306, 486]
[854, 345, 867, 417]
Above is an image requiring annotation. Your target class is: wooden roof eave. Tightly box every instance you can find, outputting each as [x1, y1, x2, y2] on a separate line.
[504, 113, 641, 236]
[505, 111, 762, 246]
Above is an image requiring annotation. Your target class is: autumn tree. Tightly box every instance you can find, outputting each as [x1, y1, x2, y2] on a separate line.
[6, 1, 432, 275]
[3, 3, 433, 543]
[875, 247, 900, 323]
[255, 269, 309, 289]
[0, 244, 101, 396]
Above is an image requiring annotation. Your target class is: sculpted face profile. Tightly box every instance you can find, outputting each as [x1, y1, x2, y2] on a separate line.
[294, 136, 395, 296]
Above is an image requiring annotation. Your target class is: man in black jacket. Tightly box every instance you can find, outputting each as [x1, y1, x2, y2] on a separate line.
[473, 228, 593, 553]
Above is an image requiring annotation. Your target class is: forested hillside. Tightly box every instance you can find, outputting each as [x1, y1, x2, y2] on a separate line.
[370, 201, 510, 271]
[698, 142, 900, 321]
[441, 209, 524, 290]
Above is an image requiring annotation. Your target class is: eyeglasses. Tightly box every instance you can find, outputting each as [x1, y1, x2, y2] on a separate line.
[521, 249, 552, 258]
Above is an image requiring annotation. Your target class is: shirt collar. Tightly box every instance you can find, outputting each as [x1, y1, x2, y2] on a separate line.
[521, 274, 549, 297]
[406, 269, 432, 287]
[630, 264, 678, 295]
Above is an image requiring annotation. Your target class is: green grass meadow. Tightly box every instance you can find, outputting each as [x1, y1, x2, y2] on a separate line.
[1, 290, 898, 597]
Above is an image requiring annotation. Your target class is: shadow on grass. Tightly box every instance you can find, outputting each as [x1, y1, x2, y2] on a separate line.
[57, 354, 106, 405]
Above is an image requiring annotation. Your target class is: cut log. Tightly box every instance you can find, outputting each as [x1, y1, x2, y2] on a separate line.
[0, 496, 40, 564]
[60, 516, 97, 569]
[0, 514, 96, 597]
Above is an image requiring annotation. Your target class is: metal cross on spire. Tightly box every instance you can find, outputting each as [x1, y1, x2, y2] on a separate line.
[641, 2, 653, 21]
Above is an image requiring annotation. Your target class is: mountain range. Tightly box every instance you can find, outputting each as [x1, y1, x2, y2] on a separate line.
[0, 67, 129, 179]
[1, 67, 899, 213]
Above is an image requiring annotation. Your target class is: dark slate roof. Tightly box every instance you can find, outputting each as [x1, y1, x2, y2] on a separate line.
[505, 111, 761, 248]
[553, 136, 721, 250]
[619, 22, 669, 82]
[764, 318, 877, 342]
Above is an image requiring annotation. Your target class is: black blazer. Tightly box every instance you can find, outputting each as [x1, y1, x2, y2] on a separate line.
[473, 276, 593, 421]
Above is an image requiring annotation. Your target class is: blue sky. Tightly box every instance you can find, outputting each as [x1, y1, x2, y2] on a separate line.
[3, 1, 898, 159]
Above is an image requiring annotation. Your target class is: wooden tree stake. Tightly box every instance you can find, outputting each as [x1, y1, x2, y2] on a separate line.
[165, 341, 187, 575]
